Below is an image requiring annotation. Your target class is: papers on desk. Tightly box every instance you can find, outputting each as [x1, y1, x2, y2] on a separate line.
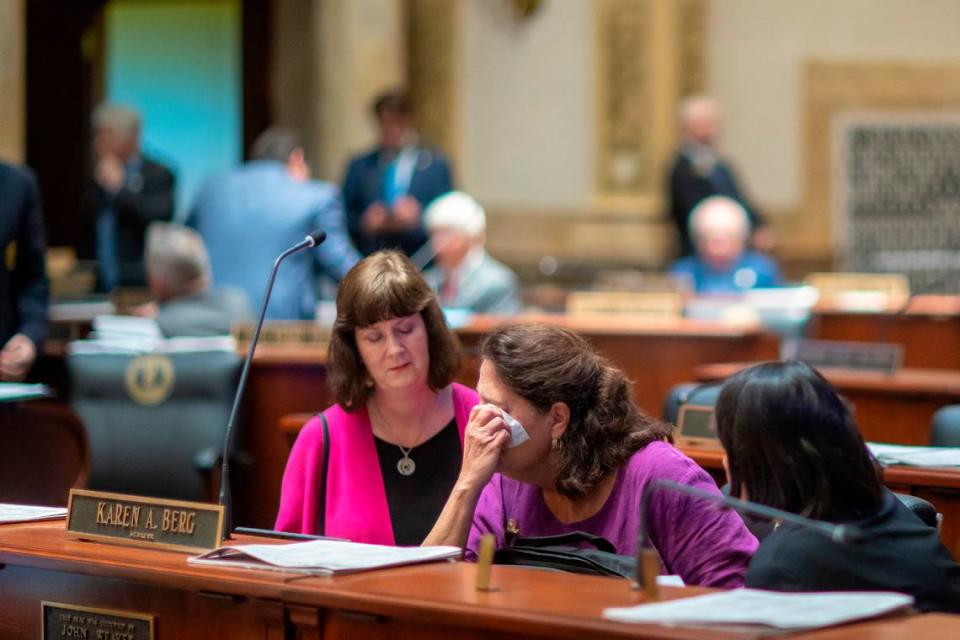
[0, 382, 50, 402]
[868, 442, 960, 467]
[0, 504, 68, 524]
[68, 315, 237, 354]
[188, 539, 461, 575]
[603, 589, 913, 631]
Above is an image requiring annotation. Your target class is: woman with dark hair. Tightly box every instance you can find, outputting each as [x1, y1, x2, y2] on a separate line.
[424, 324, 757, 587]
[275, 251, 477, 545]
[716, 360, 960, 611]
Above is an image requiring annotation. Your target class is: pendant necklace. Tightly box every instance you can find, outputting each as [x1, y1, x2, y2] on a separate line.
[372, 397, 429, 477]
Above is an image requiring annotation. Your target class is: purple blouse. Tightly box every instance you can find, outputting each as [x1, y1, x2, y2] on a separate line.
[466, 441, 757, 587]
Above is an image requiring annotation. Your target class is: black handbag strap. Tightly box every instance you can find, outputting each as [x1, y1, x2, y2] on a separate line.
[314, 414, 330, 536]
[510, 531, 617, 554]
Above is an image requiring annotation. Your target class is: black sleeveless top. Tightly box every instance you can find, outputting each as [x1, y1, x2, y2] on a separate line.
[373, 418, 462, 545]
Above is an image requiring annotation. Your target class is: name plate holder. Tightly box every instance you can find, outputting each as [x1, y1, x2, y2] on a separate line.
[43, 602, 154, 640]
[781, 338, 904, 374]
[566, 291, 684, 319]
[675, 405, 721, 451]
[232, 320, 330, 345]
[66, 489, 224, 553]
[804, 272, 910, 312]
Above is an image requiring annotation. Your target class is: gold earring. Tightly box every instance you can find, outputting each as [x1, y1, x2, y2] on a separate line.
[551, 437, 562, 451]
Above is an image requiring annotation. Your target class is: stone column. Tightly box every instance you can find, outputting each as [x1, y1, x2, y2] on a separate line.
[0, 0, 25, 163]
[311, 0, 406, 181]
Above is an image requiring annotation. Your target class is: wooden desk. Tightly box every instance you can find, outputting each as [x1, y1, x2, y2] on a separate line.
[681, 447, 960, 558]
[239, 317, 778, 529]
[0, 521, 956, 640]
[811, 296, 960, 370]
[694, 363, 960, 446]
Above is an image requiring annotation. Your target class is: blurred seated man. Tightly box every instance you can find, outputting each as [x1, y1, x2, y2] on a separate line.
[424, 192, 521, 315]
[83, 103, 176, 291]
[670, 196, 782, 294]
[134, 223, 252, 337]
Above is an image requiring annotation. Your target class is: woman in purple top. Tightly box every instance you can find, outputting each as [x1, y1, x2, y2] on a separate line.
[424, 324, 757, 587]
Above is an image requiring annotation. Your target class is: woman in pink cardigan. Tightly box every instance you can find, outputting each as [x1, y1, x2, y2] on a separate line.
[275, 251, 478, 545]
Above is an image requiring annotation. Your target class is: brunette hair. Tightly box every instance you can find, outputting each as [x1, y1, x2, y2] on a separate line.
[480, 324, 673, 498]
[715, 361, 884, 521]
[328, 251, 461, 409]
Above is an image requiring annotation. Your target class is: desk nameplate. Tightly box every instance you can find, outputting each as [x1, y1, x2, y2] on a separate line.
[67, 489, 224, 553]
[675, 405, 722, 451]
[42, 601, 154, 640]
[782, 338, 903, 374]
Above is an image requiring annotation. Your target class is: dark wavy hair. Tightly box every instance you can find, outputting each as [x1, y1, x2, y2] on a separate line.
[480, 324, 673, 498]
[328, 251, 461, 410]
[715, 360, 884, 521]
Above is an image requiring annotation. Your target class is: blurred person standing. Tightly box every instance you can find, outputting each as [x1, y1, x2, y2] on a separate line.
[343, 89, 453, 257]
[83, 103, 176, 291]
[424, 191, 521, 315]
[670, 196, 781, 294]
[0, 161, 49, 380]
[188, 127, 360, 320]
[133, 222, 252, 337]
[667, 96, 770, 257]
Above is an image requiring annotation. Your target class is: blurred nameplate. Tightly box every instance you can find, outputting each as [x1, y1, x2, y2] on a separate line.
[566, 291, 684, 319]
[804, 272, 909, 311]
[592, 270, 692, 294]
[43, 602, 153, 640]
[675, 405, 720, 450]
[232, 321, 330, 345]
[67, 489, 224, 553]
[782, 339, 903, 374]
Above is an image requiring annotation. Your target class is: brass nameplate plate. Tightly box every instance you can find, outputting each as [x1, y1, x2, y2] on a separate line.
[67, 489, 224, 553]
[42, 602, 154, 640]
[232, 320, 329, 344]
[566, 291, 684, 319]
[782, 338, 903, 374]
[676, 405, 721, 450]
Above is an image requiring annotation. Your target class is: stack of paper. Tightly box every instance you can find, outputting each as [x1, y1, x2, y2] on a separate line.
[0, 504, 68, 524]
[68, 315, 237, 354]
[868, 442, 960, 467]
[603, 590, 913, 630]
[0, 382, 50, 402]
[188, 539, 461, 575]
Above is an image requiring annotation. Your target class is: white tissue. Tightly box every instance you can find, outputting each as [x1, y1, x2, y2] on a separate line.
[479, 404, 529, 448]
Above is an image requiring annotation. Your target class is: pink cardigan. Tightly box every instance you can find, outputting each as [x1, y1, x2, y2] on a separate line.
[275, 383, 478, 544]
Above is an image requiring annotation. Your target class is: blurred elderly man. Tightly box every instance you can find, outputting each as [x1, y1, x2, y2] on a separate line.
[424, 191, 521, 314]
[667, 96, 769, 257]
[136, 223, 251, 337]
[188, 127, 360, 320]
[670, 196, 782, 294]
[84, 103, 176, 291]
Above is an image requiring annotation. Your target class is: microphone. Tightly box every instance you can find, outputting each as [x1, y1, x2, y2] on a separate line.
[218, 230, 328, 539]
[633, 478, 867, 589]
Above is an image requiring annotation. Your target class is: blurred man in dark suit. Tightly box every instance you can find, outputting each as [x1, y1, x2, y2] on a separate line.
[667, 96, 771, 257]
[342, 89, 453, 257]
[0, 161, 49, 380]
[84, 103, 175, 291]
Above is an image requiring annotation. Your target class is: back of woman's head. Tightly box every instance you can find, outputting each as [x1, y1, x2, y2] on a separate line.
[715, 360, 883, 521]
[481, 324, 672, 498]
[328, 251, 461, 409]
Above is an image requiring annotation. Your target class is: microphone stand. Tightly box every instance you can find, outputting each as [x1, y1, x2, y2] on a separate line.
[219, 231, 326, 539]
[633, 478, 866, 591]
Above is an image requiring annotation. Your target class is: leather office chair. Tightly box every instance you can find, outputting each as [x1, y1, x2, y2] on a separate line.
[68, 350, 241, 501]
[0, 401, 88, 506]
[930, 405, 960, 447]
[895, 493, 941, 530]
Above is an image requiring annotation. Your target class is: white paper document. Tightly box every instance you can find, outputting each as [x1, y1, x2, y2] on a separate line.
[0, 504, 68, 524]
[603, 589, 913, 630]
[189, 539, 461, 575]
[868, 442, 960, 467]
[0, 383, 50, 402]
